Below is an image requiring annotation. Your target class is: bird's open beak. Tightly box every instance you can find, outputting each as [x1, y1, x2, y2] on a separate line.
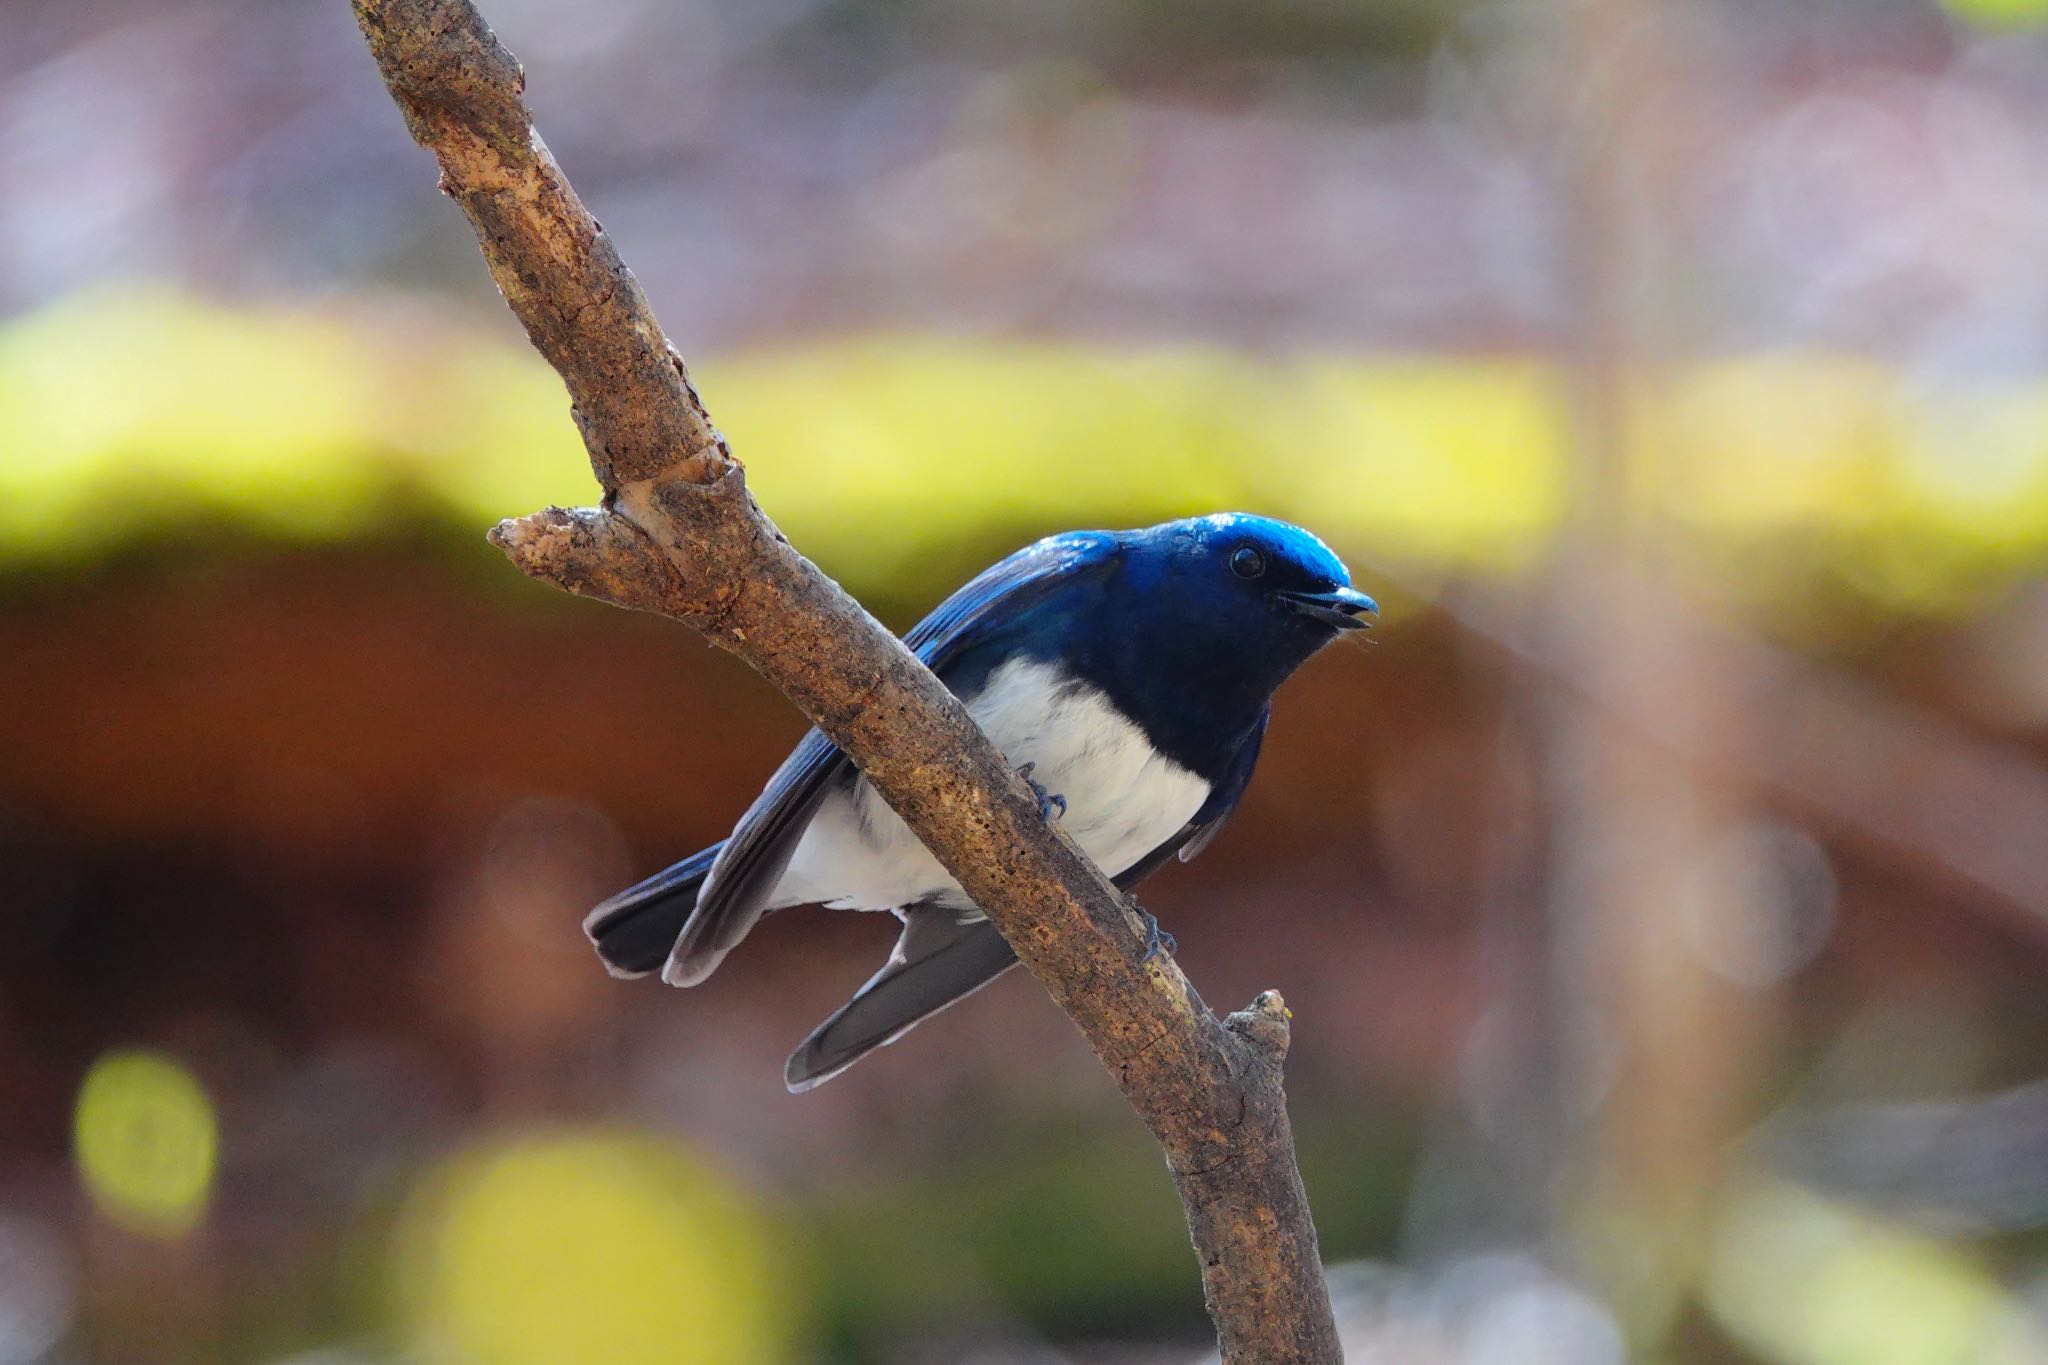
[1280, 585, 1379, 630]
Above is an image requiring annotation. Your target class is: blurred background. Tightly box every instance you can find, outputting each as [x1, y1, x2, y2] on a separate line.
[6, 0, 2048, 1360]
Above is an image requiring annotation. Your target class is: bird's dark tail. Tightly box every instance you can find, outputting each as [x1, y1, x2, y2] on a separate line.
[785, 909, 1019, 1092]
[585, 842, 725, 978]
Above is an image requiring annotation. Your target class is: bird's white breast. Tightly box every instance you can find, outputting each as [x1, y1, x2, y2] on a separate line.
[772, 658, 1211, 914]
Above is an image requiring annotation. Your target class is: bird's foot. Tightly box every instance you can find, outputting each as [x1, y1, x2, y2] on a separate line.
[1016, 762, 1067, 821]
[1125, 892, 1177, 963]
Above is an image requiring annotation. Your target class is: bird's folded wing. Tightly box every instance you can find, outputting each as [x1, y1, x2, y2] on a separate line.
[665, 530, 1122, 985]
[897, 529, 1117, 659]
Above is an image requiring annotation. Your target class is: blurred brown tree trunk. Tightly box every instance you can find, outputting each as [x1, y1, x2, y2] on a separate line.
[350, 0, 1342, 1358]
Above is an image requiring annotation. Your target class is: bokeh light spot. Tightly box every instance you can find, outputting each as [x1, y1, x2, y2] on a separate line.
[390, 1131, 795, 1365]
[72, 1050, 218, 1239]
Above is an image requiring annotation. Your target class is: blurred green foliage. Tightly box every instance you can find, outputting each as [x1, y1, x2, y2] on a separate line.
[5, 288, 2046, 620]
[802, 1106, 1412, 1355]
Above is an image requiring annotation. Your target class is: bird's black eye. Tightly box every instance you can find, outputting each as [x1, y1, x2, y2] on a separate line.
[1229, 546, 1266, 579]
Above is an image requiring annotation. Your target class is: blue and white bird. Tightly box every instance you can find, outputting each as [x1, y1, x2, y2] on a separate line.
[586, 513, 1377, 1090]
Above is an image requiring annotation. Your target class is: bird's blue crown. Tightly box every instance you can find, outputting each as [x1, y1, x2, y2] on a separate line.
[1138, 512, 1356, 592]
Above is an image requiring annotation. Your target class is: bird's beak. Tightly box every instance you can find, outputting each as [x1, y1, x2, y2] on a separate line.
[1279, 585, 1379, 630]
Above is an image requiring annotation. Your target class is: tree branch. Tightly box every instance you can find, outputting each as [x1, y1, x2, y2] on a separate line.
[353, 2, 1340, 1356]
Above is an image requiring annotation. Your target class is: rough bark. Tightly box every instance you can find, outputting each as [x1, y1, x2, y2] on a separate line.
[353, 2, 1340, 1357]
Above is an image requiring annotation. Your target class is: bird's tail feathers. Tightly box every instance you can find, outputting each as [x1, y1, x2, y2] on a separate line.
[585, 842, 725, 979]
[785, 910, 1018, 1092]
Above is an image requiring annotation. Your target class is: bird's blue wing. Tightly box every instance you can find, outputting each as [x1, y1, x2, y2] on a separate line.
[663, 531, 1120, 984]
[901, 529, 1118, 668]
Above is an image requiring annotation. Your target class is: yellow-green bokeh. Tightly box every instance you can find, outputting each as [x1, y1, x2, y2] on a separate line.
[6, 288, 2048, 622]
[1942, 0, 2048, 30]
[389, 1130, 796, 1365]
[72, 1049, 219, 1239]
[1707, 1178, 2048, 1365]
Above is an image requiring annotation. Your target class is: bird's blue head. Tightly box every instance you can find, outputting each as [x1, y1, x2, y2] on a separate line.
[1125, 512, 1376, 645]
[1092, 514, 1376, 751]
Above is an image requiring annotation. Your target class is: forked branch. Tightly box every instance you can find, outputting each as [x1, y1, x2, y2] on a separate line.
[353, 2, 1339, 1356]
